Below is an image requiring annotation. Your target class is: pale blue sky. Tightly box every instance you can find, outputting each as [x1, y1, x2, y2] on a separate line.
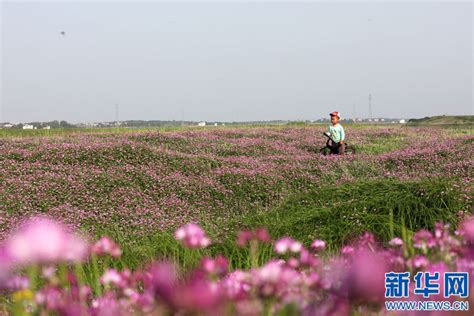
[1, 1, 472, 123]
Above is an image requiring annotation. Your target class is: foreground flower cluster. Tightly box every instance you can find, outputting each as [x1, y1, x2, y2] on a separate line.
[1, 216, 473, 315]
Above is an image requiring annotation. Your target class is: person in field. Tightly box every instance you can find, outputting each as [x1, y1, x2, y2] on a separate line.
[327, 111, 345, 155]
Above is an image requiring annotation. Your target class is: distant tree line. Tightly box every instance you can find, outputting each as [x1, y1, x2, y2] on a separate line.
[3, 120, 75, 129]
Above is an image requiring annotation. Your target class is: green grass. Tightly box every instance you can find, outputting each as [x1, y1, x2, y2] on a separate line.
[242, 178, 468, 251]
[407, 115, 474, 126]
[0, 126, 186, 138]
[356, 134, 409, 154]
[86, 177, 470, 274]
[0, 123, 299, 138]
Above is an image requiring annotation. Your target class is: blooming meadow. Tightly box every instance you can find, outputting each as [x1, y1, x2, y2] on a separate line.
[0, 125, 473, 315]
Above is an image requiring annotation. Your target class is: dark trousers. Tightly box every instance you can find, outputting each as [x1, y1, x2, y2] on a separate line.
[330, 142, 345, 155]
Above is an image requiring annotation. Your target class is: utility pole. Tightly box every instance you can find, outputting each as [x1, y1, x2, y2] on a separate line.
[353, 103, 356, 121]
[368, 94, 372, 120]
[115, 104, 119, 126]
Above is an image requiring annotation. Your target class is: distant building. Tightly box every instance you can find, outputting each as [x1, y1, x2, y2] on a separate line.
[198, 121, 206, 127]
[3, 123, 13, 128]
[399, 119, 406, 124]
[23, 124, 34, 130]
[43, 126, 51, 130]
[214, 123, 218, 126]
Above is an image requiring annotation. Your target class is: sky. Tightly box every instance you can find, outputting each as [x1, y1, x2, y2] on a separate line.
[1, 1, 472, 123]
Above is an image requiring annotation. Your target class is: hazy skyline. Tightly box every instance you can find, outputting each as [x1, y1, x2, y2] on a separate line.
[1, 1, 473, 123]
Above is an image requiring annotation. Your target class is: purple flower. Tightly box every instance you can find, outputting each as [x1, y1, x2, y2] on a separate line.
[5, 217, 88, 264]
[341, 246, 354, 256]
[174, 279, 222, 312]
[200, 255, 228, 276]
[299, 248, 320, 267]
[413, 229, 436, 250]
[0, 247, 13, 288]
[237, 228, 271, 247]
[311, 239, 326, 252]
[460, 216, 474, 244]
[346, 249, 388, 304]
[255, 227, 271, 243]
[222, 270, 251, 300]
[146, 262, 177, 306]
[409, 255, 429, 269]
[4, 274, 29, 291]
[252, 260, 301, 298]
[91, 236, 122, 257]
[91, 293, 125, 316]
[388, 237, 403, 247]
[274, 237, 302, 254]
[236, 230, 253, 247]
[175, 223, 211, 248]
[100, 269, 123, 287]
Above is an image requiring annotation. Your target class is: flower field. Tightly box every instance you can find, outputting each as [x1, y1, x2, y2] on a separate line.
[0, 125, 473, 315]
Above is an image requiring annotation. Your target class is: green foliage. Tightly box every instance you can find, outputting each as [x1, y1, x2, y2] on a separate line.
[407, 115, 474, 126]
[240, 178, 468, 252]
[85, 177, 470, 273]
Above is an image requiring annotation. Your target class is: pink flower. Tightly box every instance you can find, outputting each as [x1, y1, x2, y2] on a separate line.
[237, 228, 271, 247]
[0, 247, 13, 287]
[311, 239, 326, 251]
[252, 260, 300, 298]
[410, 255, 429, 269]
[287, 257, 299, 268]
[460, 217, 474, 243]
[5, 274, 29, 291]
[299, 248, 320, 267]
[341, 246, 354, 256]
[147, 262, 177, 305]
[255, 228, 271, 243]
[91, 294, 124, 316]
[100, 269, 123, 287]
[174, 279, 222, 312]
[91, 236, 122, 257]
[388, 237, 403, 247]
[358, 232, 377, 248]
[5, 217, 88, 264]
[36, 286, 64, 310]
[175, 223, 211, 248]
[42, 266, 56, 279]
[346, 249, 388, 303]
[200, 255, 228, 276]
[274, 237, 302, 254]
[290, 241, 303, 253]
[413, 229, 436, 250]
[236, 230, 253, 247]
[222, 270, 251, 300]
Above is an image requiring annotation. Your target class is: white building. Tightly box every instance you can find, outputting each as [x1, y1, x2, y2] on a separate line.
[399, 119, 406, 124]
[197, 121, 206, 127]
[23, 124, 34, 130]
[43, 126, 51, 130]
[3, 124, 13, 128]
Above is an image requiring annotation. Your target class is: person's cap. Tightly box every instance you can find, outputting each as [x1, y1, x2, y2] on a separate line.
[329, 111, 341, 118]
